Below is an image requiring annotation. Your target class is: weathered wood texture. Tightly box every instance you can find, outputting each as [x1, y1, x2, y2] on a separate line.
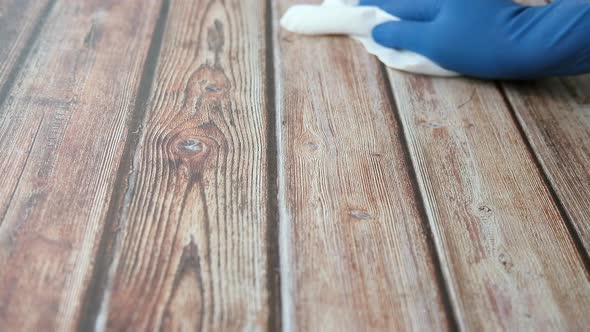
[504, 77, 590, 252]
[275, 1, 452, 331]
[387, 71, 590, 331]
[0, 0, 52, 96]
[502, 0, 590, 253]
[0, 0, 589, 330]
[0, 0, 162, 330]
[99, 0, 274, 331]
[501, 0, 590, 252]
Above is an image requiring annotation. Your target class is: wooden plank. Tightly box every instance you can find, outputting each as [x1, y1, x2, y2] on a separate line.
[503, 77, 590, 251]
[275, 1, 452, 331]
[0, 0, 163, 330]
[98, 0, 275, 330]
[502, 0, 590, 249]
[387, 70, 590, 330]
[0, 0, 53, 97]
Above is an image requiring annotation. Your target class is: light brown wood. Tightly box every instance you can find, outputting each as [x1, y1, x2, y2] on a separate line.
[99, 0, 274, 330]
[275, 1, 452, 331]
[0, 0, 162, 330]
[503, 76, 590, 252]
[0, 0, 52, 94]
[502, 0, 590, 254]
[0, 0, 589, 329]
[387, 70, 590, 331]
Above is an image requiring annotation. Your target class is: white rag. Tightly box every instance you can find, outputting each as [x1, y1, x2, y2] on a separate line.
[280, 0, 459, 77]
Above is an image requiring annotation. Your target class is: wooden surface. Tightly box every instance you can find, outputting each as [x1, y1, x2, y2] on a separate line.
[387, 72, 590, 331]
[502, 0, 590, 252]
[0, 0, 162, 330]
[0, 0, 589, 331]
[504, 78, 590, 252]
[98, 0, 273, 331]
[0, 0, 52, 97]
[274, 0, 451, 330]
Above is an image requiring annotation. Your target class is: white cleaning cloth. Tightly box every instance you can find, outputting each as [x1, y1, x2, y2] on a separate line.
[280, 0, 459, 77]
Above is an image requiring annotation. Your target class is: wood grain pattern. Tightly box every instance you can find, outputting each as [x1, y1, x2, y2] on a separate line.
[98, 0, 273, 330]
[0, 0, 588, 330]
[0, 0, 162, 330]
[503, 77, 590, 252]
[502, 0, 590, 254]
[275, 1, 452, 331]
[387, 71, 590, 331]
[0, 0, 52, 96]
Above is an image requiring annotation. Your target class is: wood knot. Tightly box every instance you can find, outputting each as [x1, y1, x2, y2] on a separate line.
[498, 253, 514, 272]
[185, 65, 229, 107]
[349, 210, 373, 221]
[473, 204, 493, 221]
[170, 136, 213, 173]
[306, 141, 320, 151]
[205, 85, 221, 92]
[172, 136, 210, 161]
[478, 205, 492, 214]
[178, 139, 203, 155]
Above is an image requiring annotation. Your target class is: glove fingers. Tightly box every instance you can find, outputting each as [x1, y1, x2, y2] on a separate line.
[359, 0, 438, 21]
[372, 21, 430, 54]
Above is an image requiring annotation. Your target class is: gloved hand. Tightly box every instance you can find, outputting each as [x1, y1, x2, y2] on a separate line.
[360, 0, 590, 79]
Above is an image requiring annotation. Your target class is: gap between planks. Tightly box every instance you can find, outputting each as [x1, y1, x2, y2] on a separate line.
[496, 82, 590, 275]
[379, 64, 461, 331]
[270, 0, 293, 331]
[264, 0, 283, 330]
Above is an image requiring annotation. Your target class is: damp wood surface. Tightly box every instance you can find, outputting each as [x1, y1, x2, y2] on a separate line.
[0, 0, 589, 331]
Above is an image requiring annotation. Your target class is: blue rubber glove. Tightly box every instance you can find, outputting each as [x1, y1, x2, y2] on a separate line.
[360, 0, 590, 79]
